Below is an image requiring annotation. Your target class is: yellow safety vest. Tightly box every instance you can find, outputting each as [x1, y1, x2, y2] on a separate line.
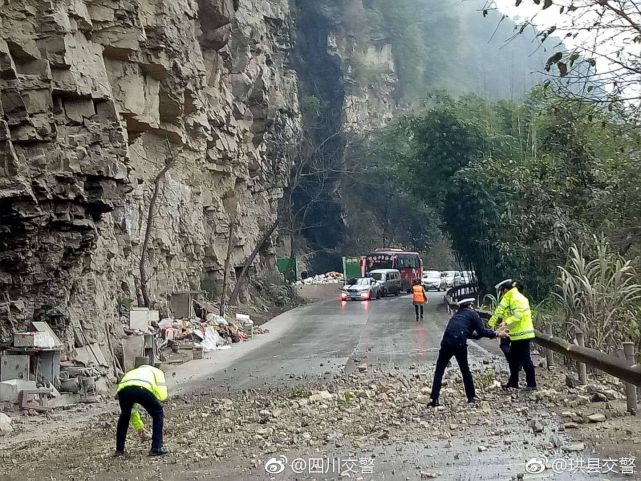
[117, 365, 168, 402]
[488, 287, 534, 341]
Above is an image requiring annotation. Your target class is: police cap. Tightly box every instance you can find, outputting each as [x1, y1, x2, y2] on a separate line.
[457, 297, 476, 308]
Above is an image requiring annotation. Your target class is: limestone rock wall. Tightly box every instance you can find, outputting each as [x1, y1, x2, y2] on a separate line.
[323, 0, 399, 133]
[330, 33, 397, 132]
[0, 0, 301, 351]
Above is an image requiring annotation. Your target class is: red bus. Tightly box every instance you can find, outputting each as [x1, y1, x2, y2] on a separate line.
[363, 248, 423, 292]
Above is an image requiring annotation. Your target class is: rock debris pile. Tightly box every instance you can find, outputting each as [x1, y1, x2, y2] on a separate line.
[295, 272, 344, 286]
[5, 363, 636, 480]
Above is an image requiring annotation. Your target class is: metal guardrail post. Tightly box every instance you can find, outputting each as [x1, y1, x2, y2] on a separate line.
[576, 331, 587, 384]
[545, 325, 554, 369]
[623, 342, 638, 414]
[534, 330, 641, 386]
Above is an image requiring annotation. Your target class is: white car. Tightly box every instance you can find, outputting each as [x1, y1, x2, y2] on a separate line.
[441, 271, 463, 289]
[340, 277, 382, 301]
[422, 270, 444, 291]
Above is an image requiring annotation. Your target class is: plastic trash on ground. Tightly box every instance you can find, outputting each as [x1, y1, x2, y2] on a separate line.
[206, 313, 228, 325]
[197, 326, 229, 352]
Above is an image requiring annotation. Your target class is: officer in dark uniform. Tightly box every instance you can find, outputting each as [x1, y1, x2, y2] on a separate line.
[428, 298, 508, 406]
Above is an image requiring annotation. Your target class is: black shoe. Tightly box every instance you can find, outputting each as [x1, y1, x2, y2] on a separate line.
[114, 450, 126, 458]
[468, 397, 477, 404]
[416, 317, 419, 322]
[523, 386, 538, 391]
[427, 400, 440, 408]
[149, 447, 171, 457]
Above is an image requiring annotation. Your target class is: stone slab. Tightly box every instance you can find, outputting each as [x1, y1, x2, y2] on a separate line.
[129, 308, 160, 330]
[122, 336, 145, 371]
[0, 353, 30, 381]
[0, 379, 37, 403]
[14, 332, 55, 348]
[31, 322, 64, 348]
[73, 343, 108, 367]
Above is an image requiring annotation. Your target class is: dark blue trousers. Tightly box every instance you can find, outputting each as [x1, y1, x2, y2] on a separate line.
[116, 386, 164, 451]
[506, 339, 537, 388]
[430, 344, 475, 401]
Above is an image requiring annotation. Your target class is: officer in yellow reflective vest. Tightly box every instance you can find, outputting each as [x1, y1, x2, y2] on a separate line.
[489, 279, 537, 390]
[115, 365, 169, 457]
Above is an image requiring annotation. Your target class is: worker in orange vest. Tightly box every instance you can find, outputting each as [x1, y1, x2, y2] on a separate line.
[412, 279, 428, 321]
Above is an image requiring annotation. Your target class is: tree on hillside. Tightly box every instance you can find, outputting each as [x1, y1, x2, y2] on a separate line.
[486, 0, 641, 105]
[370, 89, 641, 299]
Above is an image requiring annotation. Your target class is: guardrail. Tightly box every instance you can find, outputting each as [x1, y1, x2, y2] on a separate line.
[444, 283, 479, 312]
[535, 329, 639, 413]
[477, 307, 639, 413]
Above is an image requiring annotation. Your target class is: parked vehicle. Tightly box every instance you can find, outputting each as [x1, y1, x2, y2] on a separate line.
[461, 270, 476, 285]
[364, 248, 422, 292]
[441, 271, 463, 289]
[422, 270, 444, 291]
[340, 277, 382, 301]
[368, 269, 402, 297]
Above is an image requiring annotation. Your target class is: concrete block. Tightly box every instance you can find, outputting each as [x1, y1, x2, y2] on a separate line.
[48, 393, 80, 409]
[122, 336, 145, 371]
[129, 308, 150, 331]
[14, 331, 55, 348]
[31, 322, 63, 348]
[0, 354, 29, 381]
[0, 412, 12, 435]
[0, 379, 37, 403]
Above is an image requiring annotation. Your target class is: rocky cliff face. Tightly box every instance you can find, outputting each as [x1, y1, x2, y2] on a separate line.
[295, 0, 398, 134]
[289, 0, 400, 271]
[324, 2, 398, 132]
[0, 0, 301, 350]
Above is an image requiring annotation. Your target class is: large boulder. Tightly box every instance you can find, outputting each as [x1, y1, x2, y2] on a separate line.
[0, 413, 12, 436]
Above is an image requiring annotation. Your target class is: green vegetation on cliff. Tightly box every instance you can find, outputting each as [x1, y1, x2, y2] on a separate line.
[371, 89, 641, 300]
[292, 0, 560, 272]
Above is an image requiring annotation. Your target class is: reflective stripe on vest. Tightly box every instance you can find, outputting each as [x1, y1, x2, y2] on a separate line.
[510, 329, 535, 336]
[510, 329, 535, 340]
[122, 378, 153, 387]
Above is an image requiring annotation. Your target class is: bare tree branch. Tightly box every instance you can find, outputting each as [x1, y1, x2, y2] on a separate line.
[139, 137, 177, 308]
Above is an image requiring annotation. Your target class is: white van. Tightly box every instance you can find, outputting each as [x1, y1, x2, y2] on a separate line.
[368, 269, 402, 297]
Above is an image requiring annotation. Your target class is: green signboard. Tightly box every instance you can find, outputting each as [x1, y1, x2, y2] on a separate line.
[342, 256, 362, 281]
[276, 257, 297, 282]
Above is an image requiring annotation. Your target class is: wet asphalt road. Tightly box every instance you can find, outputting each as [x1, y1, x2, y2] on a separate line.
[3, 291, 632, 481]
[204, 291, 470, 393]
[188, 292, 631, 481]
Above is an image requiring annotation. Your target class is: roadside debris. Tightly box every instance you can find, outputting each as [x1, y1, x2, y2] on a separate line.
[0, 412, 12, 435]
[294, 271, 344, 286]
[0, 295, 269, 415]
[4, 363, 627, 481]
